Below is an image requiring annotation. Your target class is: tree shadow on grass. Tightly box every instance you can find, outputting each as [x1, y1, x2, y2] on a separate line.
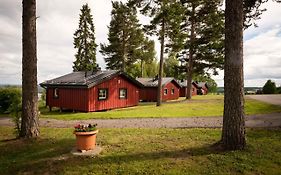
[0, 137, 74, 174]
[0, 139, 229, 174]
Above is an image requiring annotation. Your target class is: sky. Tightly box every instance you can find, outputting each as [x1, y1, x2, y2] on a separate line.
[0, 0, 281, 87]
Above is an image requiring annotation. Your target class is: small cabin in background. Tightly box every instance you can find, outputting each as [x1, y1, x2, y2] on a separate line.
[196, 82, 209, 95]
[40, 70, 143, 112]
[178, 80, 209, 97]
[136, 77, 181, 102]
[178, 80, 199, 97]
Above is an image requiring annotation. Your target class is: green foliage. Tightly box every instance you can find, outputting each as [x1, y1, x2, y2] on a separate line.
[262, 80, 277, 94]
[193, 74, 218, 93]
[74, 124, 97, 132]
[163, 53, 180, 78]
[174, 0, 225, 77]
[243, 1, 281, 29]
[277, 86, 281, 94]
[0, 87, 22, 137]
[1, 127, 281, 174]
[0, 88, 21, 113]
[73, 4, 98, 71]
[100, 2, 155, 74]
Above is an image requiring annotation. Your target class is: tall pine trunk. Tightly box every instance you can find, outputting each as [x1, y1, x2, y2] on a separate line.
[186, 4, 195, 100]
[20, 0, 40, 138]
[141, 60, 144, 77]
[221, 0, 245, 150]
[156, 19, 165, 106]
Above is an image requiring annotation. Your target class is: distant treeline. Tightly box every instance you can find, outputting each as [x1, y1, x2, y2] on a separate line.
[0, 85, 44, 93]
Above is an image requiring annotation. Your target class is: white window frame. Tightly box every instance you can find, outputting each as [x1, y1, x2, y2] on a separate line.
[98, 88, 108, 100]
[171, 88, 175, 95]
[53, 88, 59, 99]
[119, 88, 127, 99]
[164, 88, 168, 95]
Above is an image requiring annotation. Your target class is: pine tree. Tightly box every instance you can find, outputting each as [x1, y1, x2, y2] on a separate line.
[170, 0, 224, 100]
[262, 80, 277, 94]
[138, 37, 156, 77]
[163, 53, 180, 78]
[222, 0, 245, 150]
[73, 4, 97, 72]
[21, 0, 40, 138]
[100, 2, 153, 73]
[129, 0, 184, 106]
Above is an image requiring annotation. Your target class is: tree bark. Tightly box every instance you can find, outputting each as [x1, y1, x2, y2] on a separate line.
[221, 0, 245, 150]
[141, 60, 144, 77]
[156, 19, 165, 106]
[186, 4, 195, 100]
[20, 0, 40, 138]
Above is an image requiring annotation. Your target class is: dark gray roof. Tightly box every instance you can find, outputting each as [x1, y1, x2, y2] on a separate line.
[197, 82, 208, 88]
[40, 70, 143, 88]
[177, 80, 207, 88]
[136, 77, 181, 88]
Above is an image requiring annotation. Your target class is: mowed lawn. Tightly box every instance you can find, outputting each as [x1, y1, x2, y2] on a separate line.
[40, 95, 281, 120]
[0, 127, 281, 174]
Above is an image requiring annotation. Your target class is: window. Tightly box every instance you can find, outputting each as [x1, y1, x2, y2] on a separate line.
[119, 88, 127, 99]
[53, 88, 59, 99]
[98, 88, 108, 100]
[171, 88, 175, 95]
[164, 88, 168, 95]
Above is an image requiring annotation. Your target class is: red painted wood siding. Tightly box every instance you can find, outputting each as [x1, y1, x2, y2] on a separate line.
[139, 87, 157, 102]
[179, 85, 197, 97]
[46, 88, 88, 111]
[140, 81, 179, 101]
[88, 75, 139, 111]
[162, 82, 179, 101]
[46, 75, 139, 112]
[201, 85, 208, 95]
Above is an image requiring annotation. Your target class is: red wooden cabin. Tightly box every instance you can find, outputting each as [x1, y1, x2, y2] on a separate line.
[197, 82, 209, 95]
[40, 70, 143, 112]
[136, 77, 181, 102]
[178, 80, 199, 97]
[178, 80, 208, 97]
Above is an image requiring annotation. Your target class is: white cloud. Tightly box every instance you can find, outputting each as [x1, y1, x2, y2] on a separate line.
[212, 2, 281, 87]
[1, 0, 281, 87]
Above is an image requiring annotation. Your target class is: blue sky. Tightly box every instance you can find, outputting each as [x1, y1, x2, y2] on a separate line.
[0, 0, 281, 87]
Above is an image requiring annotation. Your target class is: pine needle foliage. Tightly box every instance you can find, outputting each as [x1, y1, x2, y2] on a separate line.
[73, 4, 98, 72]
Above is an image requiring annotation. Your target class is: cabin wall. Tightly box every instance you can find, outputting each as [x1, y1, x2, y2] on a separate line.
[139, 87, 157, 102]
[179, 85, 198, 97]
[140, 82, 180, 101]
[162, 82, 179, 101]
[88, 75, 139, 111]
[46, 87, 88, 111]
[201, 85, 208, 95]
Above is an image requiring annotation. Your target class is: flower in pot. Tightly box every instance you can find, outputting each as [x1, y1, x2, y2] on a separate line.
[74, 124, 98, 151]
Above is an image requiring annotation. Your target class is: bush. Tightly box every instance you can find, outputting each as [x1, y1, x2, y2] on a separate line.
[262, 80, 277, 94]
[277, 86, 281, 94]
[0, 88, 21, 113]
[0, 87, 22, 137]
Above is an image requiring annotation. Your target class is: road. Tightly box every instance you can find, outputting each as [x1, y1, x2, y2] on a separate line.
[0, 113, 281, 128]
[247, 94, 281, 106]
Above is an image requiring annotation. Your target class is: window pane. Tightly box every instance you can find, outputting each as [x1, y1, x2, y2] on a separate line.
[119, 89, 127, 99]
[98, 89, 107, 100]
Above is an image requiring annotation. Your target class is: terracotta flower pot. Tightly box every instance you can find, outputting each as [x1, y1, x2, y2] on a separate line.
[74, 130, 98, 151]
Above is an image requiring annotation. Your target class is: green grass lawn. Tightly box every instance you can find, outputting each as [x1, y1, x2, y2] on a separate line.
[0, 127, 281, 174]
[40, 95, 281, 120]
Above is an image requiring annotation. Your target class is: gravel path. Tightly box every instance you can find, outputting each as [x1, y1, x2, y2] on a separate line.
[1, 113, 281, 128]
[248, 94, 281, 106]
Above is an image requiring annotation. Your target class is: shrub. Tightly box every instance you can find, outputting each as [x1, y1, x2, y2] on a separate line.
[262, 80, 277, 94]
[277, 86, 281, 94]
[0, 87, 22, 137]
[0, 88, 21, 113]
